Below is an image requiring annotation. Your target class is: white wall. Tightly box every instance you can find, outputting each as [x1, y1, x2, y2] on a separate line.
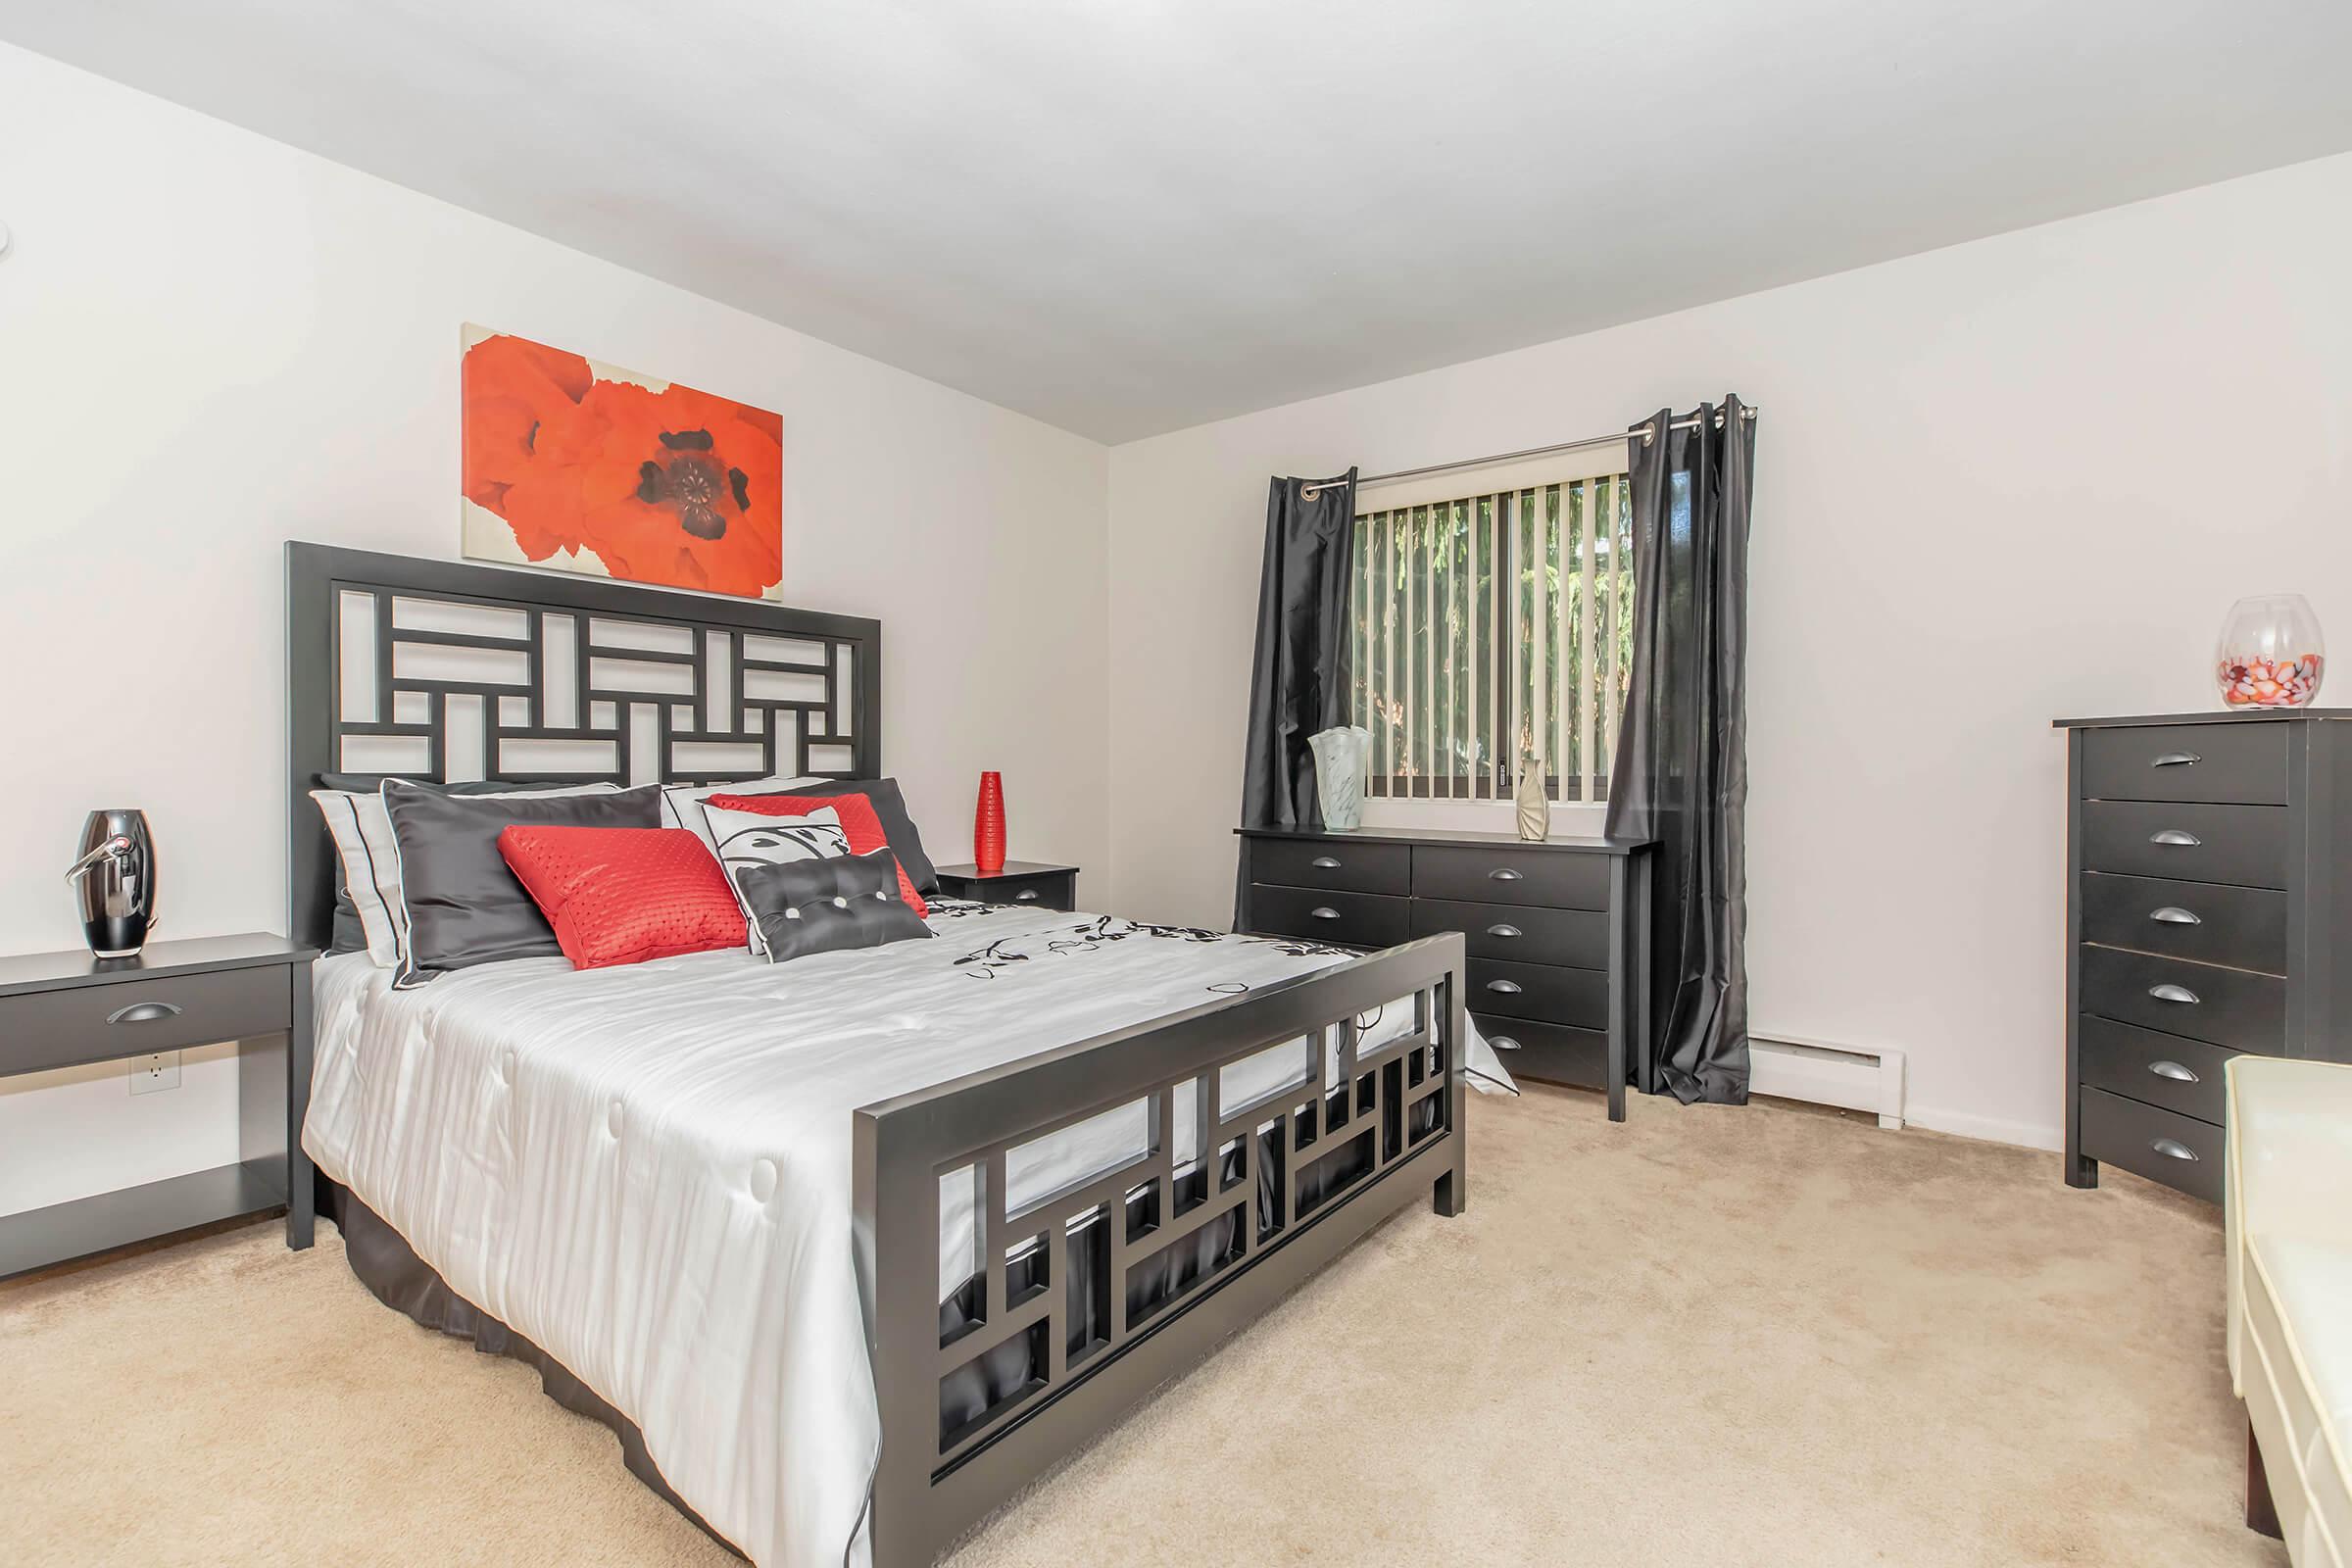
[9, 39, 2349, 1201]
[0, 45, 1109, 1215]
[1107, 152, 2352, 1150]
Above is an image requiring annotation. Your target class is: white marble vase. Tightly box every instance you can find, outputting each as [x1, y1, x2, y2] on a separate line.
[1308, 725, 1371, 831]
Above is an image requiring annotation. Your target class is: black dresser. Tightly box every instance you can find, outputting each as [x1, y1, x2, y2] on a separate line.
[2058, 710, 2352, 1201]
[1235, 826, 1654, 1120]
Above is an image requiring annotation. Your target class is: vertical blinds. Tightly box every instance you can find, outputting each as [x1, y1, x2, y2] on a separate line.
[1349, 475, 1633, 804]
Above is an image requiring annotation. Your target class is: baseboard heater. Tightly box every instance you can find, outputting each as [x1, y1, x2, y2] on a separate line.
[1747, 1033, 1904, 1129]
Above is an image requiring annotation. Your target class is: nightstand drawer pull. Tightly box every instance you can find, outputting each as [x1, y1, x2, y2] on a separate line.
[106, 1001, 183, 1025]
[2148, 1059, 2199, 1083]
[2148, 906, 2200, 925]
[2147, 829, 2201, 846]
[1485, 979, 1523, 995]
[2147, 983, 2199, 1004]
[1015, 889, 1040, 902]
[1488, 867, 1524, 882]
[1309, 856, 1342, 868]
[2150, 1138, 2199, 1162]
[1486, 923, 1522, 939]
[1489, 1034, 1522, 1051]
[1309, 906, 1341, 920]
[2150, 752, 2202, 768]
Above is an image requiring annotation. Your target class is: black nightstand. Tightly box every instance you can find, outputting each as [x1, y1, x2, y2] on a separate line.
[0, 933, 318, 1280]
[933, 861, 1080, 911]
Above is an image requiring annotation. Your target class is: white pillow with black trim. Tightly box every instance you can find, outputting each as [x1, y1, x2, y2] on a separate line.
[310, 778, 619, 968]
[701, 800, 851, 955]
[661, 773, 821, 858]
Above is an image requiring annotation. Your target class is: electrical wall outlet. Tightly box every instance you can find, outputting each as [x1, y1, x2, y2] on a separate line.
[128, 1051, 181, 1095]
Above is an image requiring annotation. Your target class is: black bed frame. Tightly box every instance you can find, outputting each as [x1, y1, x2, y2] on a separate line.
[285, 542, 1468, 1567]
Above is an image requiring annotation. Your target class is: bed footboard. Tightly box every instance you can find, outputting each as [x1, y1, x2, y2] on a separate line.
[853, 933, 1467, 1568]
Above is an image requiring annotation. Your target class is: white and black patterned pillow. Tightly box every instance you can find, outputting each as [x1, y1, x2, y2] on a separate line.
[659, 773, 821, 857]
[701, 801, 851, 955]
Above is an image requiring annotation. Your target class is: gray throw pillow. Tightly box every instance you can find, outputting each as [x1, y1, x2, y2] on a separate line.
[314, 774, 579, 956]
[733, 848, 932, 963]
[382, 780, 661, 985]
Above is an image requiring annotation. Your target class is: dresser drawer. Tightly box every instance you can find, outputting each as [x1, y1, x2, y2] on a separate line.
[1473, 1012, 1606, 1091]
[2082, 721, 2288, 806]
[2079, 1088, 2224, 1203]
[1410, 898, 1608, 969]
[976, 870, 1075, 911]
[1250, 837, 1410, 897]
[2080, 872, 2286, 974]
[2079, 801, 2287, 889]
[1246, 884, 1408, 950]
[0, 968, 292, 1078]
[2078, 1015, 2237, 1126]
[1412, 844, 1610, 909]
[2079, 946, 2283, 1054]
[1466, 956, 1607, 1030]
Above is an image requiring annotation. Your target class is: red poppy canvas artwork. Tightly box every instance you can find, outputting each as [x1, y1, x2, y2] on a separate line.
[461, 326, 783, 599]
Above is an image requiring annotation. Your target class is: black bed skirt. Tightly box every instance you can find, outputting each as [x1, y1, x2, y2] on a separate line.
[323, 1102, 1427, 1559]
[934, 1111, 1410, 1438]
[322, 1183, 745, 1557]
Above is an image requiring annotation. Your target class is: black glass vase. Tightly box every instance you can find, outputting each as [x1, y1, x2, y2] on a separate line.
[66, 808, 157, 958]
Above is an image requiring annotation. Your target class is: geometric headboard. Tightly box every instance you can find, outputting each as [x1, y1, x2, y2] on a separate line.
[284, 541, 882, 950]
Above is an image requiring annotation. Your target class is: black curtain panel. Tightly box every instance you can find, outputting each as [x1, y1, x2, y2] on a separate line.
[1606, 399, 1755, 1104]
[1235, 469, 1357, 924]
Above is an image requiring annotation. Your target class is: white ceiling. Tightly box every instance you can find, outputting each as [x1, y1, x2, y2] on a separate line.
[7, 1, 2352, 442]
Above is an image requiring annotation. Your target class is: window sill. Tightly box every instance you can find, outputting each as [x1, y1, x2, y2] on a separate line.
[1357, 798, 1607, 836]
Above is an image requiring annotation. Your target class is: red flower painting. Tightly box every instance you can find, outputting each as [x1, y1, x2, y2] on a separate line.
[462, 328, 783, 599]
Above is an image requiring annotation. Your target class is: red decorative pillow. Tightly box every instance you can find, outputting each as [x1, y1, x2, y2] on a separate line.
[706, 793, 929, 916]
[497, 825, 747, 969]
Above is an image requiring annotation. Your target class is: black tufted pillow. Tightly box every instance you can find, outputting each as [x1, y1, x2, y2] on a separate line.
[733, 848, 932, 963]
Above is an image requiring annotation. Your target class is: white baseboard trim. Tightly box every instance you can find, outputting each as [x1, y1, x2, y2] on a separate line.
[1749, 1034, 1905, 1130]
[1899, 1102, 2064, 1153]
[1747, 1032, 2061, 1152]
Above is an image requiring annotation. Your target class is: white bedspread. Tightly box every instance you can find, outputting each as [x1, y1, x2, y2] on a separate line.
[304, 901, 1510, 1568]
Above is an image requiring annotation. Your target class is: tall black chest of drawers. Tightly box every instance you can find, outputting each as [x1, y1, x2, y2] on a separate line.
[1235, 826, 1654, 1120]
[2058, 710, 2352, 1201]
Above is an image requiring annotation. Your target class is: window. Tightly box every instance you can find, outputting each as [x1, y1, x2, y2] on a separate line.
[1349, 470, 1633, 805]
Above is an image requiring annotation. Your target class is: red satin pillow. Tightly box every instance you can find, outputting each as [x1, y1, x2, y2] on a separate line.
[497, 825, 747, 969]
[705, 792, 929, 916]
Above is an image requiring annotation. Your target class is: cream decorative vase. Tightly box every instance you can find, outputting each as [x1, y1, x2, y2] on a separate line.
[1307, 725, 1371, 831]
[1514, 750, 1550, 841]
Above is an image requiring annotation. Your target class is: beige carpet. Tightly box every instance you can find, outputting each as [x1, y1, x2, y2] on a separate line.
[1, 1088, 2285, 1567]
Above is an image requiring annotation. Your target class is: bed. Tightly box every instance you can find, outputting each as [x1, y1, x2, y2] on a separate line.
[285, 543, 1496, 1567]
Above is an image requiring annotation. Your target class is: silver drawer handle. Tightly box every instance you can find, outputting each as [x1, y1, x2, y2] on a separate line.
[107, 1001, 183, 1025]
[1486, 979, 1523, 995]
[2147, 829, 2201, 846]
[2150, 1138, 2199, 1162]
[1490, 1035, 1522, 1051]
[2150, 752, 2201, 767]
[1489, 867, 1524, 882]
[2147, 983, 2199, 1004]
[1015, 890, 1040, 902]
[1486, 923, 1522, 939]
[1309, 906, 1341, 920]
[2148, 1059, 2199, 1083]
[2149, 906, 2200, 925]
[1310, 856, 1342, 868]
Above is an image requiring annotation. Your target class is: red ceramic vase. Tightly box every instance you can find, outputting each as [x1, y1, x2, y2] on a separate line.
[973, 771, 1005, 874]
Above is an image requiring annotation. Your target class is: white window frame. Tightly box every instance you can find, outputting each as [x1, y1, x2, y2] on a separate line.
[1349, 443, 1633, 836]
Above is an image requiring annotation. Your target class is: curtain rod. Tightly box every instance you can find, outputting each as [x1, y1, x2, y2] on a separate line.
[1298, 406, 1759, 500]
